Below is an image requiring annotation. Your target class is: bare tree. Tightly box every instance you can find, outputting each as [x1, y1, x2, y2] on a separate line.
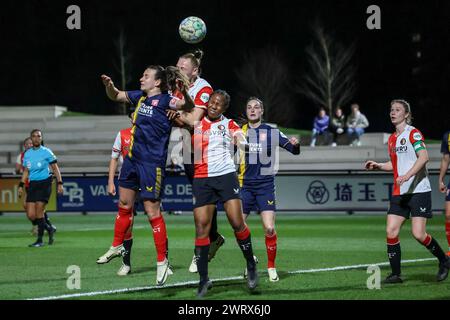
[235, 47, 294, 125]
[113, 27, 133, 115]
[297, 21, 356, 116]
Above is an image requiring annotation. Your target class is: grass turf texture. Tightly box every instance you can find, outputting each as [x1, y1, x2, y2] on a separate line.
[0, 214, 449, 300]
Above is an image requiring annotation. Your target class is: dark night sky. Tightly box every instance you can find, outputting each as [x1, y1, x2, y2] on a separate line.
[1, 0, 449, 138]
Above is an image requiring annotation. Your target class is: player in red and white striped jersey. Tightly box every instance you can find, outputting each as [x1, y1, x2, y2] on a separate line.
[188, 90, 258, 297]
[103, 109, 134, 275]
[365, 99, 450, 284]
[173, 50, 226, 272]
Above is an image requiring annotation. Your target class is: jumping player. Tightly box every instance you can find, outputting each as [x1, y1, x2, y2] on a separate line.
[238, 97, 300, 282]
[365, 99, 450, 283]
[97, 66, 194, 285]
[174, 50, 226, 272]
[189, 90, 258, 298]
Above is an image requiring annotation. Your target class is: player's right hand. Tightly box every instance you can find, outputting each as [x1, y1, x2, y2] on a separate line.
[108, 183, 116, 196]
[439, 181, 447, 193]
[101, 74, 113, 87]
[364, 160, 378, 170]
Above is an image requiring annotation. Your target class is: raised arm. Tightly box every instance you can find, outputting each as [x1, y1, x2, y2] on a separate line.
[101, 74, 128, 103]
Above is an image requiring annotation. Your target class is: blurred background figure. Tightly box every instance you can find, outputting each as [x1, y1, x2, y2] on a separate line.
[346, 103, 369, 146]
[329, 107, 346, 147]
[310, 107, 329, 147]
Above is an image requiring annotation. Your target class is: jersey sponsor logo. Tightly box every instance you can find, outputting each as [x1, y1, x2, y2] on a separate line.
[248, 143, 262, 153]
[413, 132, 422, 141]
[151, 99, 159, 107]
[395, 146, 408, 153]
[400, 138, 406, 145]
[138, 104, 154, 116]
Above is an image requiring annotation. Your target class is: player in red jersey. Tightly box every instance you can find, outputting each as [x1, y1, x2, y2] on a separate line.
[187, 90, 258, 297]
[365, 99, 450, 283]
[97, 109, 135, 275]
[174, 50, 226, 273]
[438, 130, 450, 256]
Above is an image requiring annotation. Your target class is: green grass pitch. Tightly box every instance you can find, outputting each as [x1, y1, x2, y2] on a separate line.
[0, 213, 449, 300]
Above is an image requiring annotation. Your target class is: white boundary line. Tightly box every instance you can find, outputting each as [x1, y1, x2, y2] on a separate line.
[28, 257, 436, 300]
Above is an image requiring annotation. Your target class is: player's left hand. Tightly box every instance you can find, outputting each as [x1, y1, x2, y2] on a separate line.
[289, 137, 299, 146]
[57, 184, 64, 195]
[396, 175, 410, 186]
[166, 109, 180, 120]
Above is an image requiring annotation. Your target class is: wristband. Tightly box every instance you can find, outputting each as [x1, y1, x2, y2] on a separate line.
[19, 181, 24, 188]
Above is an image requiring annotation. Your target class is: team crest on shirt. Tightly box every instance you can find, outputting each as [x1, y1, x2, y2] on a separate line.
[218, 125, 225, 131]
[400, 138, 406, 145]
[151, 100, 159, 107]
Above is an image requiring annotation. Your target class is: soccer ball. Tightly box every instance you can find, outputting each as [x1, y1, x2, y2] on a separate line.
[178, 16, 207, 44]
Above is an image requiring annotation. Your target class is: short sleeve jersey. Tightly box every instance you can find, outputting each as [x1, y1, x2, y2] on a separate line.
[23, 146, 57, 181]
[125, 90, 178, 166]
[440, 131, 450, 155]
[238, 123, 300, 186]
[388, 125, 431, 195]
[193, 115, 242, 178]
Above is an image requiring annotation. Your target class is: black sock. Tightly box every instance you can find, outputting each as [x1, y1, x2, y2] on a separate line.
[123, 239, 133, 266]
[44, 212, 53, 227]
[209, 208, 219, 242]
[31, 219, 37, 226]
[420, 236, 447, 263]
[387, 243, 401, 276]
[165, 237, 169, 260]
[236, 233, 256, 270]
[36, 218, 45, 243]
[195, 244, 209, 283]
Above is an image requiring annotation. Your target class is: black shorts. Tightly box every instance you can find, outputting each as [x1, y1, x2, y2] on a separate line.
[26, 177, 52, 203]
[388, 191, 432, 219]
[192, 172, 241, 209]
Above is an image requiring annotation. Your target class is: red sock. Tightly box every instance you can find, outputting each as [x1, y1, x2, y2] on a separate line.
[149, 215, 168, 262]
[445, 222, 450, 248]
[265, 233, 278, 268]
[112, 206, 133, 247]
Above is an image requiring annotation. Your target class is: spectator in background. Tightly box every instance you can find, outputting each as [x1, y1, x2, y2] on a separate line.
[329, 107, 346, 147]
[346, 103, 369, 146]
[310, 107, 329, 147]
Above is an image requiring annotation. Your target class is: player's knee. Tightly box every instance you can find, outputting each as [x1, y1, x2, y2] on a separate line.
[265, 227, 275, 236]
[411, 229, 426, 242]
[386, 227, 399, 239]
[119, 200, 133, 210]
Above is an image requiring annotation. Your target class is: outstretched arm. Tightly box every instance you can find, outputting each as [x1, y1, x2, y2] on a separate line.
[101, 74, 128, 103]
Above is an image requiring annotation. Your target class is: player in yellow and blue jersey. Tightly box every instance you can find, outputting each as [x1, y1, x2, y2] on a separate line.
[238, 97, 300, 282]
[97, 66, 194, 286]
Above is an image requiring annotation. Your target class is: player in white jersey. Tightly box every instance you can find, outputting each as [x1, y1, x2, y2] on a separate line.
[188, 90, 258, 297]
[174, 50, 226, 272]
[365, 99, 450, 284]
